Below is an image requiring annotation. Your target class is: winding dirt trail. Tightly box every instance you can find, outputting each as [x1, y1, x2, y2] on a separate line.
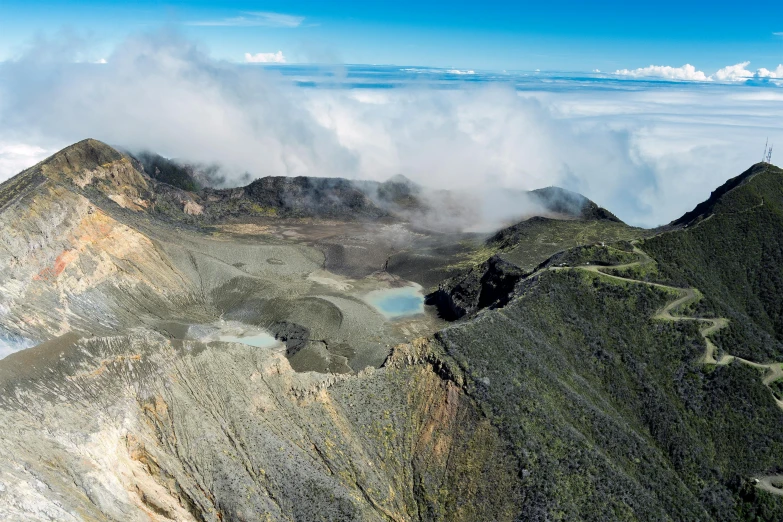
[548, 242, 783, 495]
[554, 242, 783, 384]
[756, 475, 783, 496]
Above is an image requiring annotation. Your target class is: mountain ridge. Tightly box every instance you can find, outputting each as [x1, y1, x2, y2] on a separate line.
[112, 144, 621, 226]
[671, 162, 769, 227]
[1, 139, 783, 520]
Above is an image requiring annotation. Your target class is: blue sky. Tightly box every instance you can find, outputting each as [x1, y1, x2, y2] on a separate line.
[1, 0, 782, 71]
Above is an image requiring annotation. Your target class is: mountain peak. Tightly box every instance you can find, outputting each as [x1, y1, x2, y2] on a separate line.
[671, 162, 771, 227]
[385, 174, 417, 186]
[34, 139, 125, 180]
[528, 186, 622, 222]
[242, 175, 388, 219]
[21, 139, 151, 209]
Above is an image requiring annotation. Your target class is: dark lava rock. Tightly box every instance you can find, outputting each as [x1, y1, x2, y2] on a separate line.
[268, 321, 310, 356]
[243, 176, 388, 219]
[427, 255, 526, 320]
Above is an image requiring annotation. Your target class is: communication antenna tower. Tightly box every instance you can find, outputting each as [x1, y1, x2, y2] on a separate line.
[766, 144, 773, 164]
[762, 138, 769, 162]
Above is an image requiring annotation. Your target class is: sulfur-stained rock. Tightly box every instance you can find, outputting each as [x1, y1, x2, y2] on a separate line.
[0, 334, 521, 521]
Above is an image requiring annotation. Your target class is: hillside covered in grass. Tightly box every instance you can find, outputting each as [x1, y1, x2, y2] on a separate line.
[422, 162, 783, 520]
[645, 163, 783, 362]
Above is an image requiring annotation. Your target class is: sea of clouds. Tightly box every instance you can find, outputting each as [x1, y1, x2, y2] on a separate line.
[0, 31, 781, 227]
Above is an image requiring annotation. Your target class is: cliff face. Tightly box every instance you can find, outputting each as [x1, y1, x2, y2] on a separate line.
[0, 174, 192, 342]
[426, 255, 525, 320]
[0, 335, 520, 521]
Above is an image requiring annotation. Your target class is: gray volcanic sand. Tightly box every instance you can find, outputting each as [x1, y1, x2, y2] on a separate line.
[114, 219, 453, 375]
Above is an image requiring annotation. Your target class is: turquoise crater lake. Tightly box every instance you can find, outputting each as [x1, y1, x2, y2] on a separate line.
[365, 285, 425, 320]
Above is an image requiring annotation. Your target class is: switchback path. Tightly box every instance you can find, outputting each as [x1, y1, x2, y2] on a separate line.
[547, 242, 780, 384]
[568, 243, 783, 399]
[547, 241, 783, 495]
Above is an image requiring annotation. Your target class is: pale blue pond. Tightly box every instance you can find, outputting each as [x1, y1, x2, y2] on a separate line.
[218, 332, 280, 348]
[365, 285, 425, 320]
[189, 322, 281, 349]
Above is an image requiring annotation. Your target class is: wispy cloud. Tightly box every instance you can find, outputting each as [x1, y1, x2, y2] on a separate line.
[245, 51, 286, 63]
[187, 11, 304, 28]
[774, 32, 783, 36]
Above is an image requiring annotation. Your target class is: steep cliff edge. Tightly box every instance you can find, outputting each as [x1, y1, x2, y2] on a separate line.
[0, 169, 193, 343]
[0, 335, 521, 521]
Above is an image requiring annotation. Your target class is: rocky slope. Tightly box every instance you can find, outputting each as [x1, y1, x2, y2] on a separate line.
[0, 140, 524, 520]
[2, 140, 783, 520]
[126, 150, 618, 226]
[0, 335, 520, 521]
[0, 142, 192, 343]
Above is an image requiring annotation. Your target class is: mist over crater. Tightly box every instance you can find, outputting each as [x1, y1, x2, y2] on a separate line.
[1, 31, 781, 227]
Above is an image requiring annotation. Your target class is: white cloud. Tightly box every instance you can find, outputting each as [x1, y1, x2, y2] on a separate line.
[713, 61, 754, 81]
[446, 69, 475, 75]
[616, 61, 783, 83]
[614, 64, 710, 81]
[244, 51, 286, 63]
[187, 11, 304, 28]
[757, 65, 783, 78]
[714, 61, 783, 81]
[0, 143, 49, 180]
[1, 31, 783, 228]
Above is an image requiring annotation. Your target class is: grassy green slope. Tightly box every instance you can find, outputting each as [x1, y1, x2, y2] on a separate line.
[492, 216, 649, 273]
[424, 217, 650, 320]
[434, 267, 783, 520]
[644, 163, 783, 362]
[425, 163, 783, 520]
